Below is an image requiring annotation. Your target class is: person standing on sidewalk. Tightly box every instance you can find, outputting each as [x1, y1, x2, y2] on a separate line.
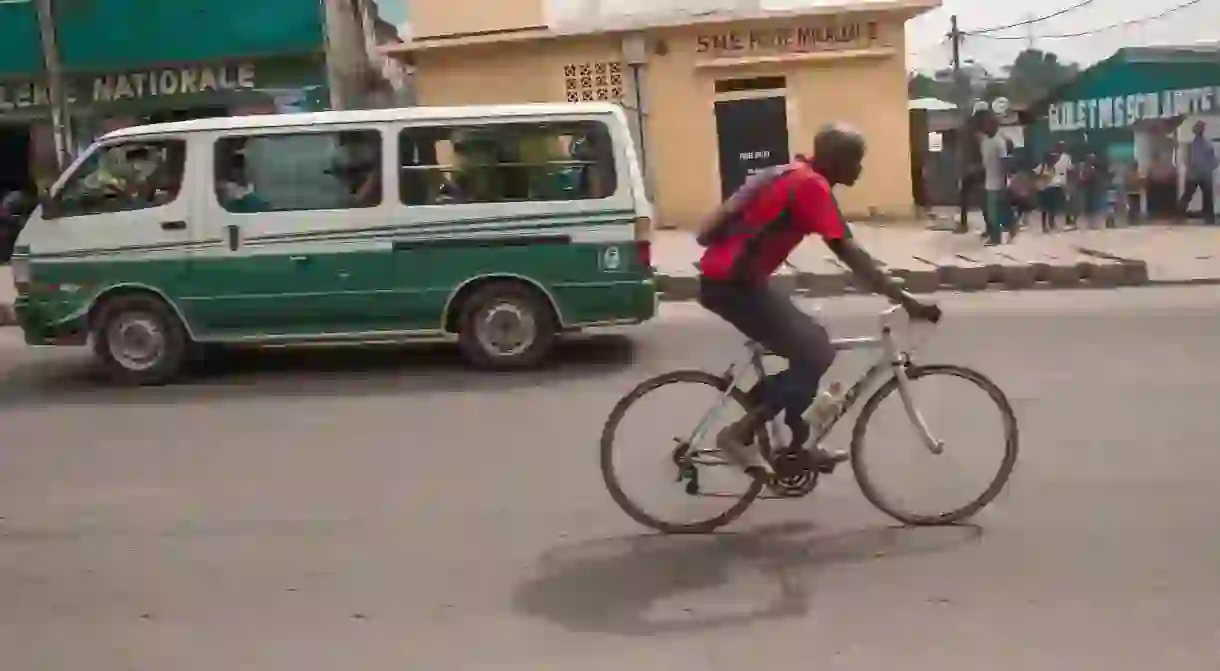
[1039, 142, 1071, 232]
[1076, 152, 1103, 229]
[978, 111, 1013, 246]
[1178, 121, 1216, 225]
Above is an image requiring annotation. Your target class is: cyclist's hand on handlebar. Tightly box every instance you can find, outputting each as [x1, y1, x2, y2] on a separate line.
[906, 300, 942, 324]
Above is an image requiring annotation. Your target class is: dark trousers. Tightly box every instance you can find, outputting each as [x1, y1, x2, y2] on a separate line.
[698, 279, 836, 436]
[1179, 177, 1216, 223]
[982, 190, 1013, 244]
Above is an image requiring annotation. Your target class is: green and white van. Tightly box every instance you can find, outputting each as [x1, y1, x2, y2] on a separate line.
[11, 103, 657, 385]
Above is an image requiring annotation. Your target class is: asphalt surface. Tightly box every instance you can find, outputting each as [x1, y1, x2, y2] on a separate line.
[1, 286, 1218, 669]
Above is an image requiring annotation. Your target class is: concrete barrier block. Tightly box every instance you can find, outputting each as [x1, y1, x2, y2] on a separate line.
[916, 255, 990, 292]
[1079, 257, 1127, 287]
[878, 257, 941, 294]
[992, 252, 1038, 289]
[1120, 260, 1150, 285]
[797, 256, 851, 297]
[1038, 253, 1084, 286]
[657, 274, 699, 301]
[769, 270, 799, 296]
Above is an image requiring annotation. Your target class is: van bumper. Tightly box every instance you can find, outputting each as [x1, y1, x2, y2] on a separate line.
[13, 297, 89, 346]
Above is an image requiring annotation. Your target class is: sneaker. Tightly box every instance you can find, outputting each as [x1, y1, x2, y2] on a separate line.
[716, 420, 774, 482]
[809, 447, 849, 474]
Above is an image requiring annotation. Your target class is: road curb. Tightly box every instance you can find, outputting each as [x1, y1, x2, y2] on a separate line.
[655, 263, 1218, 302]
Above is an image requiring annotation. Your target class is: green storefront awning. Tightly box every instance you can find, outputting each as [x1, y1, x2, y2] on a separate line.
[1025, 45, 1220, 154]
[0, 56, 328, 123]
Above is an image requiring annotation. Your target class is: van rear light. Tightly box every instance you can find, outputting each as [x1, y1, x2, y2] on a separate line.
[633, 215, 653, 269]
[633, 215, 653, 242]
[10, 254, 29, 295]
[635, 240, 652, 269]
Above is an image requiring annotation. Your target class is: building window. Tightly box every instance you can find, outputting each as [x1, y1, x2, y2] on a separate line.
[399, 121, 617, 206]
[564, 61, 624, 103]
[214, 130, 382, 213]
[47, 140, 186, 219]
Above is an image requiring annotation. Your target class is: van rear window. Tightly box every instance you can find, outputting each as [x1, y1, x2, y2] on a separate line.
[398, 120, 616, 206]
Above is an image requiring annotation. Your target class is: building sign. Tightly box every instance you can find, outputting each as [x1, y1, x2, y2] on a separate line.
[1048, 86, 1220, 132]
[0, 62, 258, 112]
[695, 21, 880, 55]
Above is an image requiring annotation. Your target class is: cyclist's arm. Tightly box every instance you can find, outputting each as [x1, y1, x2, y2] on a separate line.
[791, 178, 918, 310]
[826, 237, 918, 309]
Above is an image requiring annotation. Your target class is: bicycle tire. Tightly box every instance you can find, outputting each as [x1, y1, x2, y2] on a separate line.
[599, 370, 771, 534]
[850, 364, 1019, 526]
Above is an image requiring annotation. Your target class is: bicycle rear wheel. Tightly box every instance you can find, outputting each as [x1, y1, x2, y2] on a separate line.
[600, 370, 771, 534]
[851, 364, 1019, 526]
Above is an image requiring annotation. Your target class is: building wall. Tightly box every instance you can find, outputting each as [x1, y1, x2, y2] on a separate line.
[412, 0, 545, 38]
[409, 11, 916, 227]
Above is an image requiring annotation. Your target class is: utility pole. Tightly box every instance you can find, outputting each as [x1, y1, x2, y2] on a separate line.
[949, 14, 971, 233]
[33, 0, 72, 173]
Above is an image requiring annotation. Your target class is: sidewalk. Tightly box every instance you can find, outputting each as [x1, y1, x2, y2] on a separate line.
[2, 224, 1219, 326]
[654, 222, 1220, 300]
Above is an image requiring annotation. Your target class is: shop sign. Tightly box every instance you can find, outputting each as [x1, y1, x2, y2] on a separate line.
[0, 62, 258, 112]
[695, 21, 880, 55]
[1048, 85, 1220, 132]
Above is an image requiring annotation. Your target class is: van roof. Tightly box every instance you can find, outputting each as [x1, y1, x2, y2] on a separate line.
[103, 102, 625, 140]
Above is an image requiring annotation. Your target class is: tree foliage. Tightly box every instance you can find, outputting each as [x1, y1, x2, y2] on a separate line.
[909, 48, 1080, 106]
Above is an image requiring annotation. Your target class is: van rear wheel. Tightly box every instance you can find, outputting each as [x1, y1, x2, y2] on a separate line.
[91, 294, 188, 386]
[457, 281, 557, 370]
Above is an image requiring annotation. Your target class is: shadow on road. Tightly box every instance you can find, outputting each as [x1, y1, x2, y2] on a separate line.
[513, 520, 983, 637]
[0, 335, 638, 407]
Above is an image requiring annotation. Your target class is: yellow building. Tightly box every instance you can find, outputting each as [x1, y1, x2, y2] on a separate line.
[387, 0, 938, 229]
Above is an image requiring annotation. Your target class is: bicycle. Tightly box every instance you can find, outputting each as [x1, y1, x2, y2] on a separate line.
[600, 300, 1019, 534]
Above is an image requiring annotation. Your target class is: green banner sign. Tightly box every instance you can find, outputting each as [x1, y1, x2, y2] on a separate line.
[0, 57, 325, 115]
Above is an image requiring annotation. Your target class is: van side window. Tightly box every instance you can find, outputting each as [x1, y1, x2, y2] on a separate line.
[215, 130, 382, 213]
[48, 140, 186, 219]
[399, 121, 617, 206]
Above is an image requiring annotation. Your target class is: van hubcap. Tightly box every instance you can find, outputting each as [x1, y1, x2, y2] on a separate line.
[476, 302, 536, 357]
[107, 314, 165, 371]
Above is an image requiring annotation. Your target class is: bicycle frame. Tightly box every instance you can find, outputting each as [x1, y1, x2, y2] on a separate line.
[684, 305, 944, 465]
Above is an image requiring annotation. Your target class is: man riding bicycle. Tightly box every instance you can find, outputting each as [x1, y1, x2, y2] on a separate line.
[696, 124, 941, 485]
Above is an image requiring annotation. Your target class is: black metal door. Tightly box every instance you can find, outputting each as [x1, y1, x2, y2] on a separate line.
[714, 96, 790, 200]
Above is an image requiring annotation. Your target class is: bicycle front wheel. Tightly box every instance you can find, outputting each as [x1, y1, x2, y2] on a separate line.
[600, 370, 771, 534]
[851, 364, 1019, 526]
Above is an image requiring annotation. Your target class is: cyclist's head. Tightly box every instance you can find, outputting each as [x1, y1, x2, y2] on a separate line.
[811, 123, 866, 187]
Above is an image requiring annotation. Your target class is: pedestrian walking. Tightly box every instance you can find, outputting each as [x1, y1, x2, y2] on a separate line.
[977, 111, 1013, 246]
[1177, 120, 1216, 225]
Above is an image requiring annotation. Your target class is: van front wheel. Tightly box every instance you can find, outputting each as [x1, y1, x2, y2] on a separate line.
[457, 281, 557, 370]
[91, 294, 188, 386]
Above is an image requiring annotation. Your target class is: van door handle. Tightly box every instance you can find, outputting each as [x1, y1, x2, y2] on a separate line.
[290, 255, 309, 263]
[160, 220, 187, 231]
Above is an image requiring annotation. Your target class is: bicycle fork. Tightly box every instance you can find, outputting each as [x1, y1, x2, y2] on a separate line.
[886, 340, 945, 456]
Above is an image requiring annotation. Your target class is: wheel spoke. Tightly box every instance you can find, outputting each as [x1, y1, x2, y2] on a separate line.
[851, 365, 1019, 526]
[600, 370, 768, 534]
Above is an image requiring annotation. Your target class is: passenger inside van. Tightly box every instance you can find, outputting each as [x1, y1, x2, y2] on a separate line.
[216, 152, 269, 213]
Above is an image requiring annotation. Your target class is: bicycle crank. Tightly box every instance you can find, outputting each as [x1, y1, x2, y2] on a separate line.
[770, 448, 819, 497]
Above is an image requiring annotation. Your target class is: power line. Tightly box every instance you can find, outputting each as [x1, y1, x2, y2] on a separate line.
[974, 0, 1206, 40]
[965, 0, 1095, 35]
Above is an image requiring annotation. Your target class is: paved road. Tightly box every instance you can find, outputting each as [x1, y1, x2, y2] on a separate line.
[1, 287, 1219, 669]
